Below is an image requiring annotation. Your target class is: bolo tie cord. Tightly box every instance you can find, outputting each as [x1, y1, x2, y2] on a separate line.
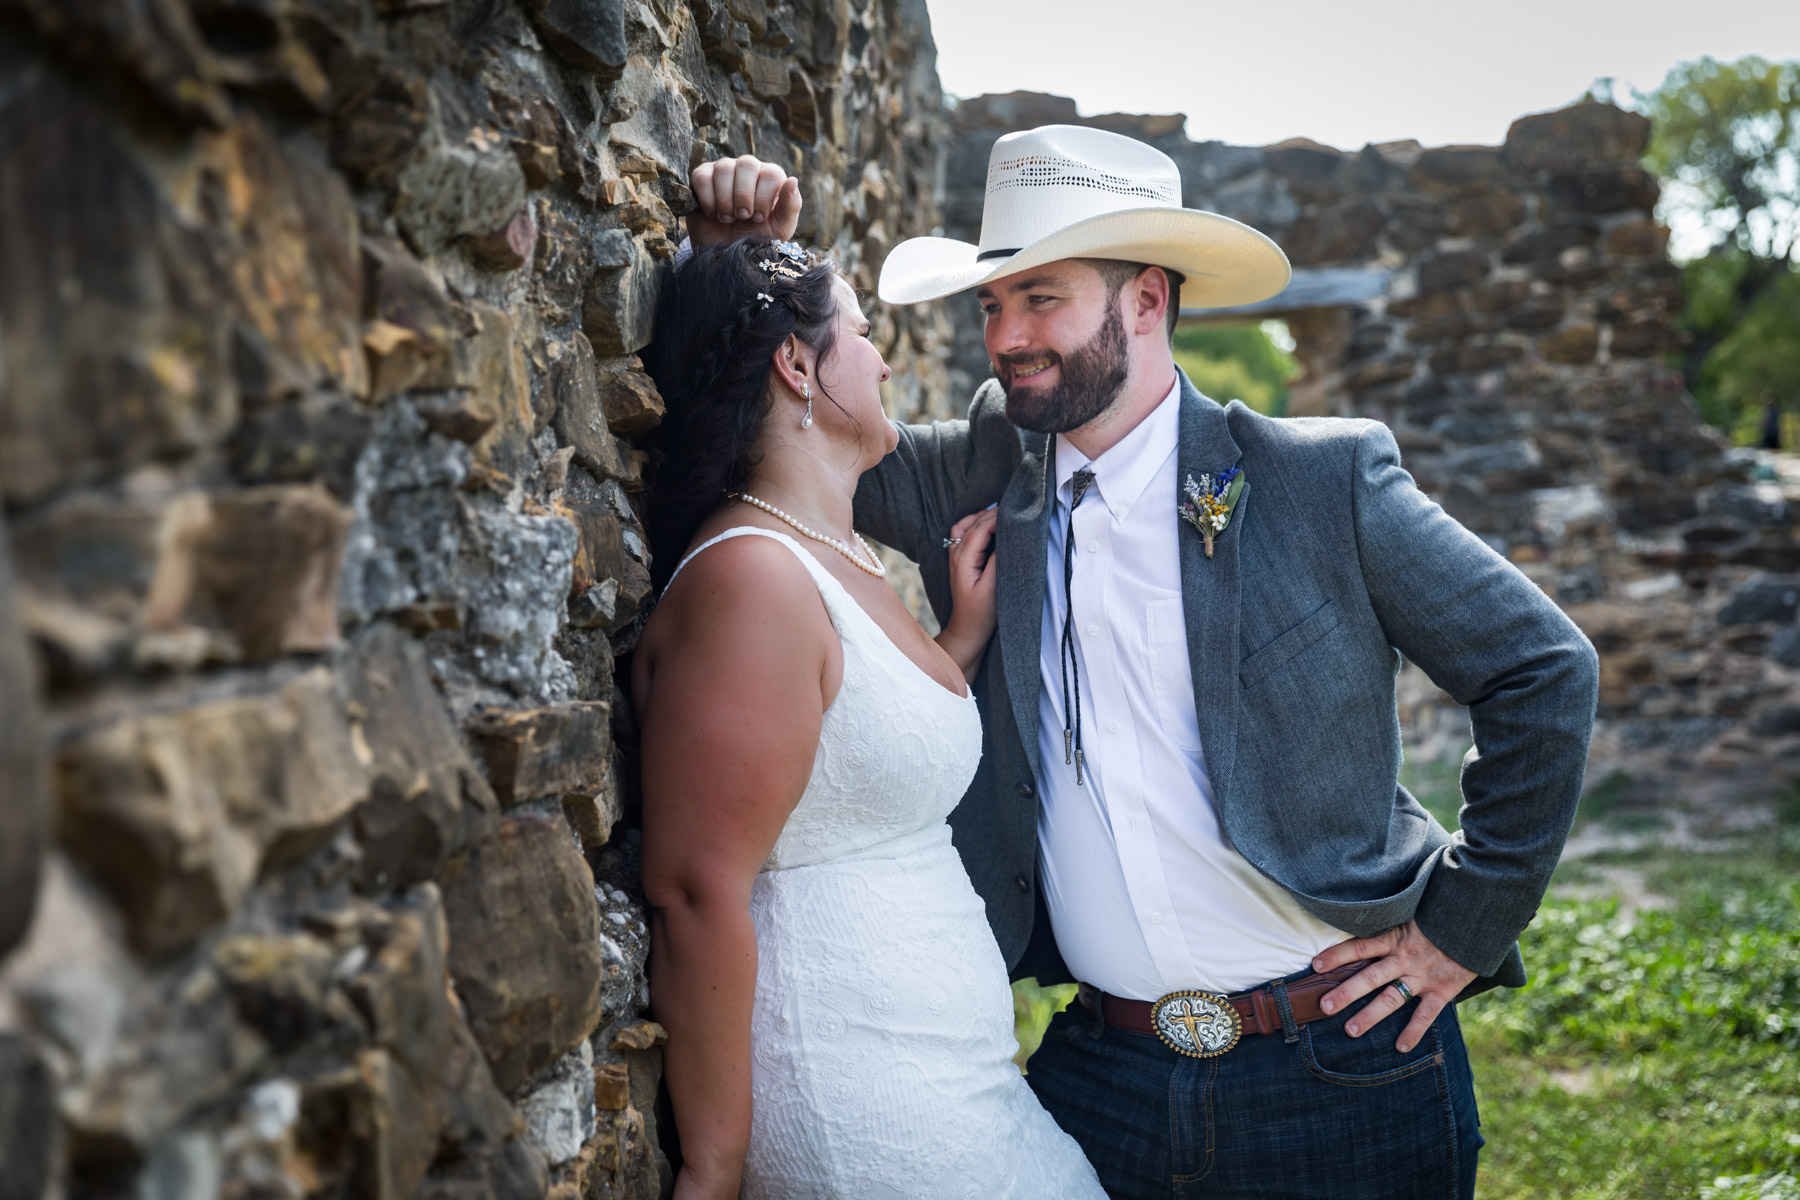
[1060, 468, 1096, 786]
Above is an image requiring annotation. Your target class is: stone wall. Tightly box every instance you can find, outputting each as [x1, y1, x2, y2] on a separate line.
[938, 93, 1800, 808]
[7, 9, 1794, 1195]
[0, 0, 947, 1196]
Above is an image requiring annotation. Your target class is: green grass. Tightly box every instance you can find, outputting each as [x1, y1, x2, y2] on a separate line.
[1399, 752, 1660, 837]
[1461, 851, 1800, 1198]
[1401, 748, 1469, 830]
[1012, 843, 1800, 1198]
[1702, 1174, 1800, 1200]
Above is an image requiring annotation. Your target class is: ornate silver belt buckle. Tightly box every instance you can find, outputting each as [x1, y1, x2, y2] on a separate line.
[1150, 990, 1243, 1059]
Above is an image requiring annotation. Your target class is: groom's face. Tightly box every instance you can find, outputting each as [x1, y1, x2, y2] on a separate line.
[978, 262, 1130, 435]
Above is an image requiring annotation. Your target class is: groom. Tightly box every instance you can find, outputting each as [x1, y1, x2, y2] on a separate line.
[686, 126, 1597, 1198]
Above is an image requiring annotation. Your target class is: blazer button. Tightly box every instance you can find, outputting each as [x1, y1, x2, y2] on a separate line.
[1016, 781, 1035, 797]
[1014, 874, 1031, 894]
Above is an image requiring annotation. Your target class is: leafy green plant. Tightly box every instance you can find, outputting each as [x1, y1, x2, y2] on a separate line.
[1685, 255, 1800, 438]
[1640, 57, 1799, 267]
[1171, 321, 1300, 417]
[1627, 56, 1799, 440]
[1012, 978, 1076, 1069]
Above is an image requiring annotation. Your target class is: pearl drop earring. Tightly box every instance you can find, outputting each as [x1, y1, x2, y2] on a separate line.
[800, 383, 813, 429]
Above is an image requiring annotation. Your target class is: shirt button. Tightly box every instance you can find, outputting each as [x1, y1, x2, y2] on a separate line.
[1148, 911, 1163, 925]
[1015, 874, 1031, 894]
[1086, 624, 1099, 637]
[1108, 720, 1120, 733]
[1086, 541, 1099, 554]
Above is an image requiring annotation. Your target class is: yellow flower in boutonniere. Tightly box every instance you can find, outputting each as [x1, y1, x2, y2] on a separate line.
[1179, 466, 1245, 559]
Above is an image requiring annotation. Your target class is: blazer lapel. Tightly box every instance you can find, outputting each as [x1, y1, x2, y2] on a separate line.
[1177, 374, 1246, 809]
[998, 429, 1052, 782]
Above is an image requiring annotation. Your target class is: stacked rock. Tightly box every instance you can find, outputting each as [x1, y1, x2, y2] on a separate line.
[0, 0, 949, 1197]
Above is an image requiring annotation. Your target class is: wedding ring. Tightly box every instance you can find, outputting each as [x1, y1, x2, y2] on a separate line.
[942, 536, 964, 548]
[1392, 980, 1415, 1004]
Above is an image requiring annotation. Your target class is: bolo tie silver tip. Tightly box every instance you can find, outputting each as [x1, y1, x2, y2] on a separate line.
[1074, 750, 1086, 786]
[1063, 729, 1073, 765]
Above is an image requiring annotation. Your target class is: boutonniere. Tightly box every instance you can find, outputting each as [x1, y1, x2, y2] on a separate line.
[1179, 465, 1245, 559]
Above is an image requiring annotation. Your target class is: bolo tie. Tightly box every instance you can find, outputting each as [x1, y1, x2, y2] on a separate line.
[1059, 467, 1097, 786]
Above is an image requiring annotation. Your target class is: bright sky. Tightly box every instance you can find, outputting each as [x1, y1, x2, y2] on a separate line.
[927, 0, 1800, 152]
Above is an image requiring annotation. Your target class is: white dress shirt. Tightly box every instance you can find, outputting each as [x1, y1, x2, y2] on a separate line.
[1034, 379, 1349, 1000]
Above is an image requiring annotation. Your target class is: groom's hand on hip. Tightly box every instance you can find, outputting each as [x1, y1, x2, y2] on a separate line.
[687, 155, 803, 247]
[1311, 921, 1478, 1054]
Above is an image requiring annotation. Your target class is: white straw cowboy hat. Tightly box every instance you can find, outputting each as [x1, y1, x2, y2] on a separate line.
[878, 124, 1291, 309]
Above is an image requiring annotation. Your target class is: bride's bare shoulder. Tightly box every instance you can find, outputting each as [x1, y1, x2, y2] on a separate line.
[671, 531, 817, 604]
[634, 532, 832, 689]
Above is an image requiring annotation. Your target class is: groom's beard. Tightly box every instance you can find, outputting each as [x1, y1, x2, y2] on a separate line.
[996, 300, 1129, 434]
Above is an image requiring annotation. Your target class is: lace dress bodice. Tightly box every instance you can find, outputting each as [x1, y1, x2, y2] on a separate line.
[667, 526, 983, 868]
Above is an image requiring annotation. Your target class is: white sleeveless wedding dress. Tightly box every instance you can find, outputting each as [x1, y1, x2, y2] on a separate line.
[666, 528, 1105, 1200]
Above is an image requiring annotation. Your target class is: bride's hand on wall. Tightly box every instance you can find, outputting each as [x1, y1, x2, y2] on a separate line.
[687, 155, 803, 247]
[936, 506, 1000, 681]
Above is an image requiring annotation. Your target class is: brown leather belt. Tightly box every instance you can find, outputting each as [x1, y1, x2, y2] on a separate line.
[1077, 960, 1367, 1041]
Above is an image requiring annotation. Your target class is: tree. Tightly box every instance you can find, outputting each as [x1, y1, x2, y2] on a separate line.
[1633, 56, 1799, 440]
[1171, 322, 1299, 417]
[1641, 56, 1799, 269]
[1693, 266, 1800, 441]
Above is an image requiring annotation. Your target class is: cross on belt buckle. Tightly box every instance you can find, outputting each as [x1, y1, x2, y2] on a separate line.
[1150, 990, 1244, 1059]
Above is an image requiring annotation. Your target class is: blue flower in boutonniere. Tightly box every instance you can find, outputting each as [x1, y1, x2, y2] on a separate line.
[1179, 465, 1245, 559]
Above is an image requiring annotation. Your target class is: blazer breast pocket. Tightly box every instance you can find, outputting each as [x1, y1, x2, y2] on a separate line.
[1239, 600, 1342, 689]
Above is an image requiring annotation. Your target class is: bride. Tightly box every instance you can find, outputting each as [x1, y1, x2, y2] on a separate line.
[632, 181, 1105, 1197]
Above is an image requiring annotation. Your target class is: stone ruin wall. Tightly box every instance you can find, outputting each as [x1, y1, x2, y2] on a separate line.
[6, 5, 1799, 1197]
[0, 0, 950, 1196]
[940, 93, 1800, 813]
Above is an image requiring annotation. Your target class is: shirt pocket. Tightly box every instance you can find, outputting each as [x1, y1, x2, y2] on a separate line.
[1145, 596, 1203, 752]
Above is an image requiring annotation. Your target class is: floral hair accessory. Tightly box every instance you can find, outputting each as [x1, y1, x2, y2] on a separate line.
[1179, 465, 1245, 559]
[756, 239, 809, 280]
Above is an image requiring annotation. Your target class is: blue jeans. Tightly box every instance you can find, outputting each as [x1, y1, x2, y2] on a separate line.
[1025, 971, 1483, 1199]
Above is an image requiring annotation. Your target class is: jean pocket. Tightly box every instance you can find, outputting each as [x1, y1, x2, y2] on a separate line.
[1045, 1004, 1093, 1043]
[1298, 1022, 1444, 1088]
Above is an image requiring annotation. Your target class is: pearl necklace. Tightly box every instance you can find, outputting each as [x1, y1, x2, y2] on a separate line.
[730, 493, 888, 577]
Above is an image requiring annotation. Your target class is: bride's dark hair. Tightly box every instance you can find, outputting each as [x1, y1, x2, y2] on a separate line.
[641, 236, 841, 590]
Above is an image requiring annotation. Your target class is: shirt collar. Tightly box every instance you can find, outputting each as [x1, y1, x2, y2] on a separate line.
[1053, 375, 1183, 517]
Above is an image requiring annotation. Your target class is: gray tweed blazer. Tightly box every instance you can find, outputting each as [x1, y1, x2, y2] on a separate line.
[853, 372, 1599, 994]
